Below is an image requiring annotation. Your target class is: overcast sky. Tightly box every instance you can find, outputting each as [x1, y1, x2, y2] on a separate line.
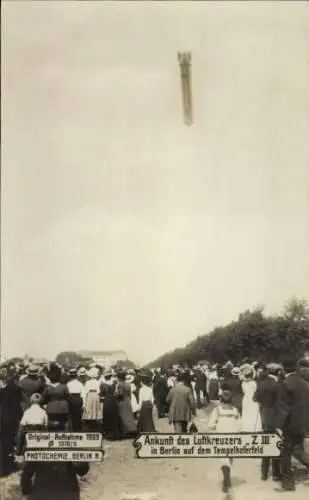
[2, 1, 309, 365]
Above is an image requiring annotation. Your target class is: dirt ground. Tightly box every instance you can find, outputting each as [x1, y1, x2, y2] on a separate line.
[1, 406, 309, 500]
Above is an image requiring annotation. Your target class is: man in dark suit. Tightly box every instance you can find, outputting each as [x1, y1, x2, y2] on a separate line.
[274, 355, 309, 491]
[298, 357, 309, 436]
[18, 365, 45, 412]
[166, 372, 196, 433]
[0, 367, 23, 477]
[254, 363, 281, 481]
[221, 367, 243, 416]
[194, 367, 207, 408]
[153, 370, 169, 418]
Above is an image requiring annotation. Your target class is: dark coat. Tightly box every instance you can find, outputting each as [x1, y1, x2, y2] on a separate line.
[253, 375, 279, 430]
[299, 369, 309, 434]
[42, 383, 69, 415]
[221, 376, 243, 414]
[153, 376, 169, 400]
[166, 382, 196, 423]
[18, 376, 45, 412]
[60, 372, 70, 384]
[274, 372, 309, 435]
[194, 371, 207, 392]
[101, 383, 122, 440]
[299, 368, 309, 384]
[0, 381, 22, 430]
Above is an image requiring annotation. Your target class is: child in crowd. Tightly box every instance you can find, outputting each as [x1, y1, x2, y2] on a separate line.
[208, 390, 241, 493]
[15, 393, 48, 495]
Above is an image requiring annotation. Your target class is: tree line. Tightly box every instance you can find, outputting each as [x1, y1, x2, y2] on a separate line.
[146, 298, 309, 369]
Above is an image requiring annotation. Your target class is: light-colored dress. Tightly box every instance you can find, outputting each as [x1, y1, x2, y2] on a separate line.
[241, 379, 261, 432]
[130, 383, 139, 414]
[208, 403, 241, 466]
[82, 379, 101, 421]
[208, 403, 241, 433]
[167, 376, 176, 389]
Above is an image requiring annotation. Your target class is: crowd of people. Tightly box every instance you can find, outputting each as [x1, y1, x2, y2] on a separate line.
[159, 355, 309, 493]
[0, 353, 309, 495]
[0, 360, 158, 493]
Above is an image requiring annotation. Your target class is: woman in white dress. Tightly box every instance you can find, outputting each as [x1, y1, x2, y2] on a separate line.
[239, 364, 261, 432]
[82, 367, 101, 431]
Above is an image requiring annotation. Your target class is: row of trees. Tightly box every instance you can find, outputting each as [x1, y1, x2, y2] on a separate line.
[146, 298, 309, 369]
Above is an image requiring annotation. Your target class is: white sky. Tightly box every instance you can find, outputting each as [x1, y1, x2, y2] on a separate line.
[1, 1, 309, 365]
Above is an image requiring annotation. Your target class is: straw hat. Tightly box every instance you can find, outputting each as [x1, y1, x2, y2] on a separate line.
[125, 374, 135, 384]
[240, 363, 254, 377]
[88, 367, 99, 378]
[77, 367, 87, 376]
[231, 367, 240, 376]
[266, 363, 281, 374]
[26, 364, 40, 376]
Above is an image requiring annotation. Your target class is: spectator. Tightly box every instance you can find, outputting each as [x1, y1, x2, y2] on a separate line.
[274, 355, 309, 492]
[166, 371, 196, 433]
[254, 363, 281, 481]
[42, 363, 69, 430]
[0, 367, 22, 476]
[18, 364, 45, 412]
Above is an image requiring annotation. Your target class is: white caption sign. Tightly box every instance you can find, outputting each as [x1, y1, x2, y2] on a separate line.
[25, 450, 104, 462]
[25, 432, 103, 449]
[134, 433, 282, 458]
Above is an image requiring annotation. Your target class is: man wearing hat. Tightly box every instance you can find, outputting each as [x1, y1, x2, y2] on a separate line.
[0, 367, 22, 476]
[166, 371, 196, 433]
[18, 364, 45, 412]
[298, 357, 309, 436]
[253, 363, 281, 481]
[153, 370, 169, 419]
[77, 366, 88, 384]
[193, 366, 208, 409]
[274, 354, 309, 491]
[221, 366, 243, 416]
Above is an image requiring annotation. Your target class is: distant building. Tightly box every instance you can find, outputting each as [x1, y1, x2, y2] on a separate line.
[78, 350, 128, 366]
